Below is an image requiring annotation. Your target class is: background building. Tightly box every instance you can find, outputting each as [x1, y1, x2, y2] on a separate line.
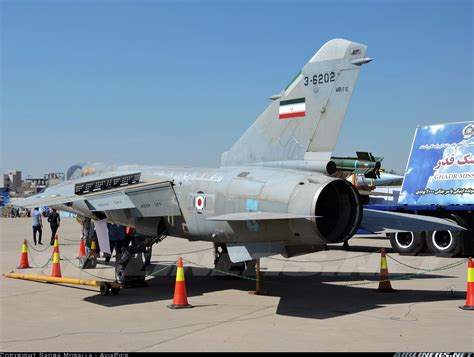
[1, 170, 64, 197]
[1, 171, 22, 192]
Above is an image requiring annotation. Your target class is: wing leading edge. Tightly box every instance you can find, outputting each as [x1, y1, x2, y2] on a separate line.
[13, 172, 181, 219]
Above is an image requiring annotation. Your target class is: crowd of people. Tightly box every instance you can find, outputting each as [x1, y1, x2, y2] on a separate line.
[76, 216, 136, 263]
[23, 207, 136, 262]
[3, 206, 31, 218]
[2, 206, 56, 218]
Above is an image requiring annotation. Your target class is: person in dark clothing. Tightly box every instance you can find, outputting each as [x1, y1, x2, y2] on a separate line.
[105, 223, 125, 263]
[47, 208, 61, 245]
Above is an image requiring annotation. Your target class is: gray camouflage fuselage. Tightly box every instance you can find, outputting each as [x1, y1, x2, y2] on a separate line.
[54, 164, 361, 251]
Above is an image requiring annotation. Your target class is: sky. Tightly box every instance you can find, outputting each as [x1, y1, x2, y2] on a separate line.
[1, 0, 472, 178]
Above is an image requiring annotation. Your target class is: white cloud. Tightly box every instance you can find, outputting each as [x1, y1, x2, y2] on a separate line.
[428, 124, 446, 135]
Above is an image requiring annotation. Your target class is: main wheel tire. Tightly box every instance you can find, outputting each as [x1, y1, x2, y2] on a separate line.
[389, 231, 425, 256]
[100, 283, 110, 296]
[426, 229, 462, 257]
[425, 215, 464, 257]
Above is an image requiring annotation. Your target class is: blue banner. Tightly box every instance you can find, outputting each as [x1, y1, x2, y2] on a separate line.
[399, 121, 474, 205]
[0, 188, 10, 207]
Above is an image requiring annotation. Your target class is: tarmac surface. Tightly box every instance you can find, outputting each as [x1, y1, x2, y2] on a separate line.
[0, 217, 473, 352]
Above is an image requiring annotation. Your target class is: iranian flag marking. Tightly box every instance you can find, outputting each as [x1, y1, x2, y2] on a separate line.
[279, 98, 305, 119]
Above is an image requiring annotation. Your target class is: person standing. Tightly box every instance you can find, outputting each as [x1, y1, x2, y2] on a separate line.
[47, 208, 61, 245]
[31, 207, 43, 245]
[105, 223, 125, 263]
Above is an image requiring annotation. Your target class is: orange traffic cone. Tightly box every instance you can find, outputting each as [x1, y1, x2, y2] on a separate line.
[167, 257, 193, 309]
[377, 248, 396, 292]
[459, 257, 474, 311]
[51, 249, 62, 277]
[77, 239, 86, 258]
[53, 235, 61, 260]
[18, 240, 30, 269]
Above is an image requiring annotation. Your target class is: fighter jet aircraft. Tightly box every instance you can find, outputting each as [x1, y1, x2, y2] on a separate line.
[15, 39, 462, 284]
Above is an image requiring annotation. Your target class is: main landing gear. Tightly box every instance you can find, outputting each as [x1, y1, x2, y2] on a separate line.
[115, 234, 165, 287]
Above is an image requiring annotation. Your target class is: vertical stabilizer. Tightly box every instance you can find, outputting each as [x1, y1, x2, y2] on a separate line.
[221, 39, 371, 167]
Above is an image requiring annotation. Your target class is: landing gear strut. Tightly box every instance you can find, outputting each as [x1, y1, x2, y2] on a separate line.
[115, 234, 164, 287]
[78, 217, 98, 269]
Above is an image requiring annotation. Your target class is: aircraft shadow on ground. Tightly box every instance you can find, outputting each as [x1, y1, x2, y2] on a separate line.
[326, 245, 395, 253]
[83, 263, 464, 320]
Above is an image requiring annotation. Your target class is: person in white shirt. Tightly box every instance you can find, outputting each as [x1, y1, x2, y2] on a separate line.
[31, 207, 43, 245]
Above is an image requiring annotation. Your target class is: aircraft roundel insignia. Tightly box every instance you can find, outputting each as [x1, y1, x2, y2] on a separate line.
[195, 195, 205, 210]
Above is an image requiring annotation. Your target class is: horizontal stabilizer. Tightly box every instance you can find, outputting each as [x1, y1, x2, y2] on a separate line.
[207, 212, 321, 221]
[227, 242, 286, 263]
[360, 209, 465, 234]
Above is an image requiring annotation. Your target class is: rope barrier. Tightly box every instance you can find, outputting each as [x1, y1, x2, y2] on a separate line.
[17, 240, 469, 289]
[266, 249, 381, 264]
[145, 264, 174, 277]
[58, 253, 116, 282]
[343, 257, 468, 287]
[58, 251, 175, 282]
[185, 255, 468, 288]
[26, 241, 51, 253]
[156, 247, 214, 256]
[61, 237, 82, 243]
[183, 258, 259, 281]
[26, 249, 53, 269]
[386, 254, 466, 272]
